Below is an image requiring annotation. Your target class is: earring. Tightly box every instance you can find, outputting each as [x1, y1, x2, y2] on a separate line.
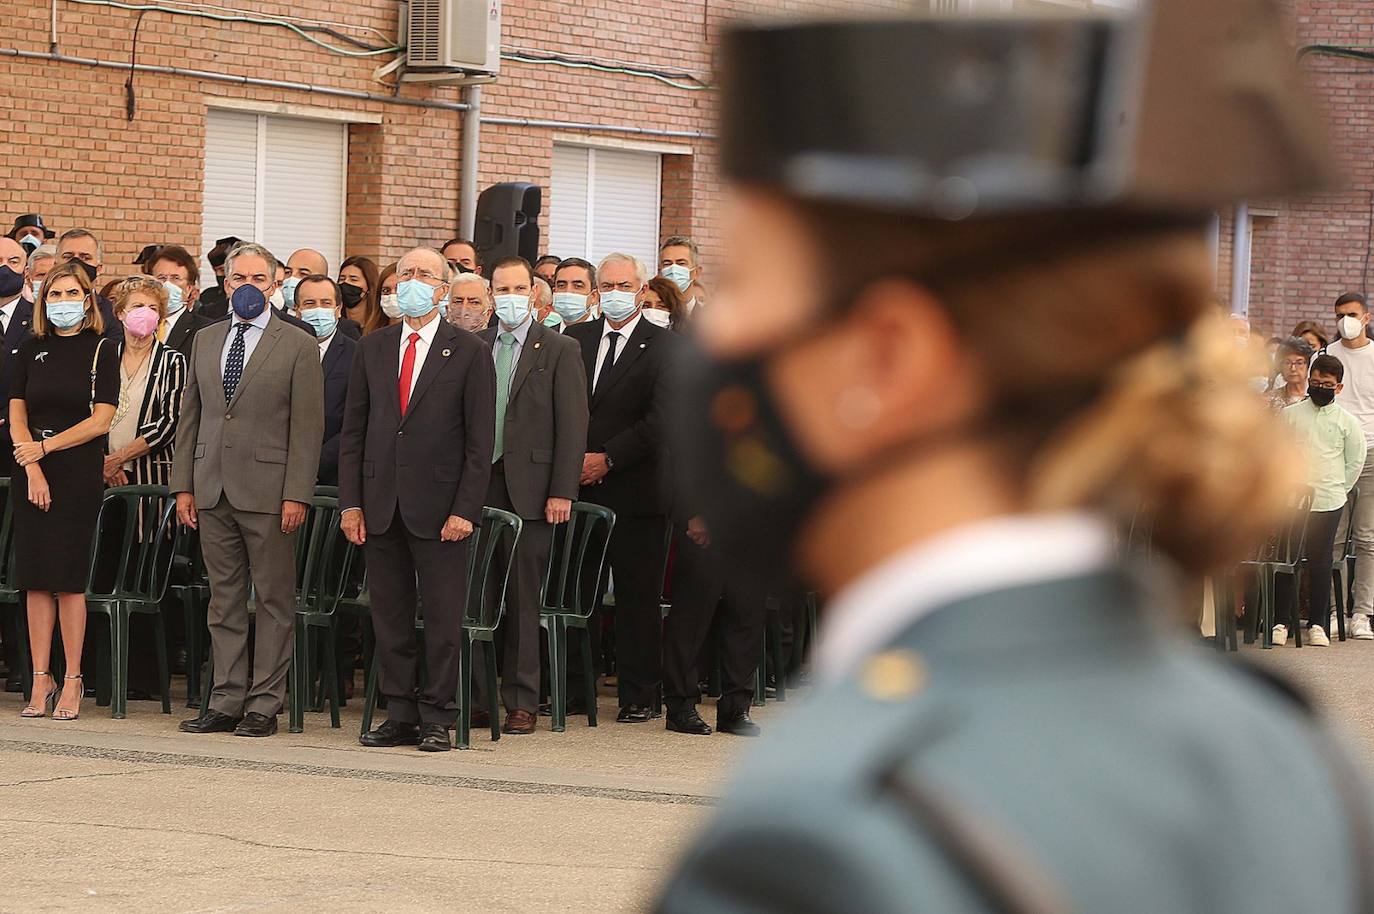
[837, 387, 881, 429]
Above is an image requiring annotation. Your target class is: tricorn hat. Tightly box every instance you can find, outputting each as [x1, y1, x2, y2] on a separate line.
[7, 213, 55, 240]
[719, 0, 1333, 221]
[206, 236, 243, 268]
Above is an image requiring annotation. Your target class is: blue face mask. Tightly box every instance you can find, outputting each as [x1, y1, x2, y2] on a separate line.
[543, 311, 563, 328]
[230, 283, 267, 320]
[661, 264, 692, 292]
[494, 293, 532, 329]
[397, 278, 440, 318]
[280, 276, 300, 310]
[552, 292, 590, 323]
[163, 281, 184, 314]
[600, 290, 639, 323]
[300, 307, 338, 339]
[46, 299, 86, 330]
[437, 294, 450, 317]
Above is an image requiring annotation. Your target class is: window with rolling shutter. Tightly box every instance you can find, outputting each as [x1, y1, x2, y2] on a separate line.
[201, 109, 347, 287]
[547, 143, 661, 271]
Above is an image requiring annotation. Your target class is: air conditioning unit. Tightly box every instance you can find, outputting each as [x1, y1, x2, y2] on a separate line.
[406, 0, 501, 75]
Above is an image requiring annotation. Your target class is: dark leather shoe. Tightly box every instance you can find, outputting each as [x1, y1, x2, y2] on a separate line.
[360, 719, 421, 748]
[234, 711, 278, 737]
[179, 709, 241, 733]
[617, 704, 654, 723]
[717, 709, 761, 737]
[502, 709, 536, 734]
[666, 709, 712, 735]
[418, 723, 451, 752]
[5, 674, 22, 694]
[470, 708, 492, 729]
[538, 695, 587, 717]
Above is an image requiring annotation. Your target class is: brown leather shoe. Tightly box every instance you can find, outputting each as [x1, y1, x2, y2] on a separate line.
[502, 709, 536, 735]
[470, 708, 492, 729]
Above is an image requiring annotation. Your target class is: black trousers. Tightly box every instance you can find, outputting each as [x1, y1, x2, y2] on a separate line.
[662, 525, 763, 719]
[1278, 507, 1344, 635]
[570, 513, 666, 708]
[366, 508, 470, 726]
[473, 462, 552, 714]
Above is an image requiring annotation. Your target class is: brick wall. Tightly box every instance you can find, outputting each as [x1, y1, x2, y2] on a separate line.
[1217, 0, 1374, 341]
[0, 0, 906, 287]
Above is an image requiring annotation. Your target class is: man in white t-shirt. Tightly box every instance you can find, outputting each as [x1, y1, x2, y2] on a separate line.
[1331, 291, 1374, 638]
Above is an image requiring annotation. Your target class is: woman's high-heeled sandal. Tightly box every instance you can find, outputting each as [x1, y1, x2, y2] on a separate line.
[53, 674, 83, 721]
[20, 672, 58, 718]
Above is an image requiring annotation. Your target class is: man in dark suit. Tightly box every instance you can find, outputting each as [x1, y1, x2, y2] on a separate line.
[564, 253, 674, 723]
[339, 246, 496, 752]
[0, 235, 33, 691]
[293, 275, 357, 487]
[55, 228, 121, 341]
[474, 257, 588, 734]
[197, 236, 240, 319]
[149, 245, 212, 360]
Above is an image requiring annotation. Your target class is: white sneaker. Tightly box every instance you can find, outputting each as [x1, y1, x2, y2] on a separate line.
[1331, 612, 1340, 634]
[1272, 624, 1289, 647]
[1352, 614, 1374, 640]
[1308, 625, 1331, 647]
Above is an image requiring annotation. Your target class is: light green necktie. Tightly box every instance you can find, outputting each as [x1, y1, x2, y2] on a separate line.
[494, 331, 515, 462]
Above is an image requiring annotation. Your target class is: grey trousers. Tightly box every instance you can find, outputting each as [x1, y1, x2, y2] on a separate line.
[1334, 456, 1374, 617]
[200, 500, 298, 718]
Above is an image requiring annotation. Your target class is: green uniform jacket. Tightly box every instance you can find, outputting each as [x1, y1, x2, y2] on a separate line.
[655, 571, 1374, 914]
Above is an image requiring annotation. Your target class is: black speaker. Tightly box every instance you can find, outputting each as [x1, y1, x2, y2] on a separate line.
[474, 182, 542, 265]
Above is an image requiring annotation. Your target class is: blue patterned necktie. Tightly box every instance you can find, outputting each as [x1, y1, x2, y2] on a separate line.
[223, 322, 249, 403]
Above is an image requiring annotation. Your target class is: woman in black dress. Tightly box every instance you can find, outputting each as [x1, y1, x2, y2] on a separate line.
[10, 261, 119, 720]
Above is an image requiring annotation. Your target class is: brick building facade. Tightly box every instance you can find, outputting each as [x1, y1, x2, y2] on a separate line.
[0, 0, 1130, 288]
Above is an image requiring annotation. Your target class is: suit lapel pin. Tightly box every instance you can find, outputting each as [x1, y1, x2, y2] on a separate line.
[639, 343, 646, 349]
[441, 348, 451, 357]
[534, 342, 542, 350]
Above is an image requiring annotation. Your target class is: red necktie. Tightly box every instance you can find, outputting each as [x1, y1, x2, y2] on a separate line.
[398, 331, 420, 417]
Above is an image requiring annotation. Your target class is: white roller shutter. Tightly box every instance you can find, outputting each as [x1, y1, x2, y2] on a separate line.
[201, 109, 347, 286]
[548, 143, 660, 269]
[548, 144, 590, 263]
[201, 109, 258, 279]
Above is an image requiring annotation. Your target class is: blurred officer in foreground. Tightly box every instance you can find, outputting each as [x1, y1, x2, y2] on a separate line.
[656, 2, 1374, 912]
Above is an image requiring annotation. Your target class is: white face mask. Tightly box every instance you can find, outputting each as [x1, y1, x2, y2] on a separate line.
[642, 308, 672, 329]
[684, 297, 698, 315]
[380, 292, 401, 319]
[1339, 315, 1365, 341]
[269, 288, 285, 311]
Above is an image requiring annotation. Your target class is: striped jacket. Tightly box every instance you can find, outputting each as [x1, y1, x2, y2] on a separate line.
[116, 341, 188, 488]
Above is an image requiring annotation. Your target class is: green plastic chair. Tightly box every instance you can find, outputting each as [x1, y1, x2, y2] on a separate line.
[540, 501, 615, 733]
[1242, 488, 1315, 649]
[0, 477, 31, 702]
[1328, 485, 1361, 642]
[85, 485, 181, 719]
[359, 506, 523, 748]
[288, 495, 355, 733]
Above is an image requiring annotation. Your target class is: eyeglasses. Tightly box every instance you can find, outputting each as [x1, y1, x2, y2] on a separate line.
[1282, 359, 1308, 369]
[1311, 381, 1338, 390]
[398, 267, 444, 283]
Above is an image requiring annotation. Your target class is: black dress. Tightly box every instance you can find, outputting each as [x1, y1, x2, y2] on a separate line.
[10, 329, 120, 593]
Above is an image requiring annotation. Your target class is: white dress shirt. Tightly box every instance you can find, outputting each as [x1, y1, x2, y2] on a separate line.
[398, 311, 443, 400]
[593, 312, 642, 389]
[0, 296, 19, 336]
[491, 314, 532, 380]
[317, 331, 335, 362]
[162, 306, 186, 339]
[219, 304, 273, 376]
[817, 511, 1117, 681]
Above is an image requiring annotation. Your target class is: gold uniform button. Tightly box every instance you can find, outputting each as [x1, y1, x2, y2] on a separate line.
[858, 649, 927, 701]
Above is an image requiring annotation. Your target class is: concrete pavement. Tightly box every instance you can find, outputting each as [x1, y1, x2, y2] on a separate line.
[0, 684, 779, 913]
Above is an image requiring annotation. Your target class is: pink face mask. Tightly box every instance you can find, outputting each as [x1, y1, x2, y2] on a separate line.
[122, 305, 160, 339]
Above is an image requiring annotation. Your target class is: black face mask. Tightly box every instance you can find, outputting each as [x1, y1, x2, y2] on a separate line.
[675, 346, 829, 594]
[70, 259, 98, 285]
[339, 282, 364, 309]
[1309, 384, 1337, 407]
[0, 265, 23, 300]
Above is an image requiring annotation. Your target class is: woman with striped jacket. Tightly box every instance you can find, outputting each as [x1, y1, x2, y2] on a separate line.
[103, 277, 187, 488]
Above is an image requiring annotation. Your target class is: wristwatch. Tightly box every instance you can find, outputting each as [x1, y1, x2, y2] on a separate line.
[604, 454, 615, 471]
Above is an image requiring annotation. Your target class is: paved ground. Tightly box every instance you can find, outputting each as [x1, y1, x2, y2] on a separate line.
[0, 636, 1368, 914]
[0, 681, 780, 914]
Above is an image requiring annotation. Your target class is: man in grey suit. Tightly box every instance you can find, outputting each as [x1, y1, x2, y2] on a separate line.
[172, 243, 324, 738]
[474, 256, 588, 734]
